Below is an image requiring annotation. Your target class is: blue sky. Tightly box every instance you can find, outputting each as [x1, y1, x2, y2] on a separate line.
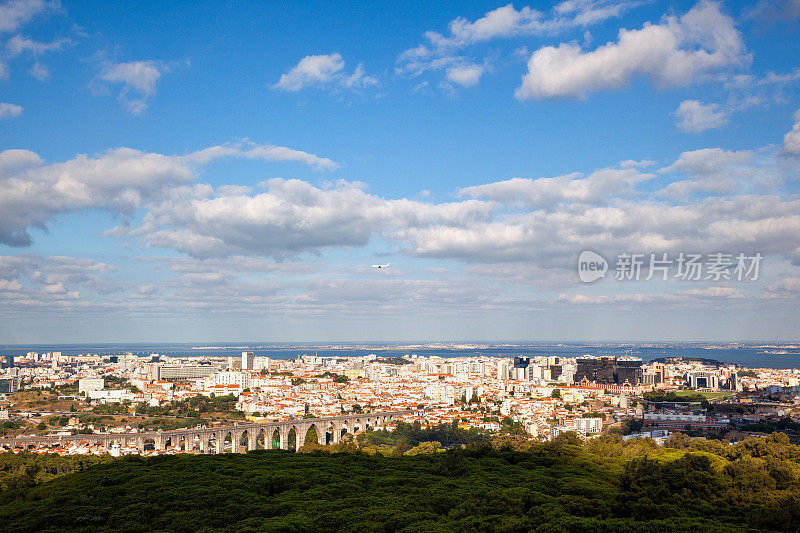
[1, 0, 800, 343]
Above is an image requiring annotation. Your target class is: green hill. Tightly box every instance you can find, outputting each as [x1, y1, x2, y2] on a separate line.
[1, 433, 800, 532]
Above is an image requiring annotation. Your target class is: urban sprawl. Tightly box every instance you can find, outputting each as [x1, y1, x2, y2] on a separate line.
[1, 349, 798, 456]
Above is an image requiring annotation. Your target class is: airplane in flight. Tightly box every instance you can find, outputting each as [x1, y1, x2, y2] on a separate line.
[371, 262, 390, 269]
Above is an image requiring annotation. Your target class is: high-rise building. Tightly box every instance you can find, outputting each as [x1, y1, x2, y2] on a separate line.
[0, 376, 19, 394]
[574, 356, 643, 385]
[513, 356, 530, 369]
[242, 351, 254, 370]
[616, 357, 644, 385]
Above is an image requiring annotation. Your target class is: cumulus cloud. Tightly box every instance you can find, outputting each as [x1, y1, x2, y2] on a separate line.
[397, 1, 642, 90]
[782, 109, 800, 156]
[658, 147, 783, 196]
[275, 53, 378, 92]
[104, 143, 800, 270]
[515, 1, 748, 99]
[459, 166, 653, 207]
[402, 1, 641, 56]
[118, 178, 493, 258]
[397, 194, 800, 266]
[0, 254, 119, 307]
[94, 60, 175, 114]
[674, 100, 729, 132]
[0, 142, 338, 246]
[0, 102, 22, 119]
[0, 0, 58, 33]
[445, 64, 484, 88]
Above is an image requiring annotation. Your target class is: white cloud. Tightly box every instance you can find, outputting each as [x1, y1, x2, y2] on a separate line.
[396, 194, 800, 266]
[0, 254, 119, 308]
[275, 53, 378, 92]
[515, 1, 748, 99]
[459, 166, 653, 207]
[658, 147, 783, 196]
[107, 144, 800, 268]
[29, 60, 47, 80]
[119, 178, 493, 258]
[183, 142, 338, 170]
[557, 286, 748, 306]
[95, 60, 173, 114]
[0, 102, 22, 119]
[674, 100, 729, 132]
[0, 142, 338, 246]
[405, 1, 641, 54]
[445, 64, 484, 87]
[398, 1, 643, 90]
[6, 34, 70, 56]
[0, 0, 57, 33]
[782, 109, 800, 156]
[746, 0, 800, 24]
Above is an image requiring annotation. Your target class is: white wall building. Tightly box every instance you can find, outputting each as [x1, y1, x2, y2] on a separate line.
[574, 417, 603, 434]
[241, 351, 254, 371]
[79, 377, 104, 394]
[211, 371, 251, 389]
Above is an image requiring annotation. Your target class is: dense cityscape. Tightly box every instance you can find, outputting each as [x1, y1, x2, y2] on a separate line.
[2, 346, 799, 456]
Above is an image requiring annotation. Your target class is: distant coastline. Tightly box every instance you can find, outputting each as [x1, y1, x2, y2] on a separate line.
[2, 342, 800, 369]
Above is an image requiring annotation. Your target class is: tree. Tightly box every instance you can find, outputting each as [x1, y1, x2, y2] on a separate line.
[551, 389, 561, 399]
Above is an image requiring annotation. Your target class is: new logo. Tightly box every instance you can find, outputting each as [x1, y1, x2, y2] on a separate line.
[577, 250, 608, 283]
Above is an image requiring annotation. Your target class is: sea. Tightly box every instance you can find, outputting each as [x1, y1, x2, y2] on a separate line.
[1, 342, 800, 369]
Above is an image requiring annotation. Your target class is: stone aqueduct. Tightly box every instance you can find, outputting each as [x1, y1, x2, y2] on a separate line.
[1, 411, 410, 453]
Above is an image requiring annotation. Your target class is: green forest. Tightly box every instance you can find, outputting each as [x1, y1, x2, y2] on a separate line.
[1, 431, 800, 532]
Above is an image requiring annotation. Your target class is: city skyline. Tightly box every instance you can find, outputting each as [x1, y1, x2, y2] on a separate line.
[2, 0, 800, 342]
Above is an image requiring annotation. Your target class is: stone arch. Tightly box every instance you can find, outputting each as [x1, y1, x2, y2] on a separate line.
[240, 429, 251, 451]
[305, 424, 320, 447]
[287, 426, 297, 451]
[208, 432, 219, 453]
[221, 431, 232, 453]
[256, 428, 267, 450]
[270, 427, 280, 449]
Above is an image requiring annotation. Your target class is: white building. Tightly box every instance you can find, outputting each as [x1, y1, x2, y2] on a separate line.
[211, 371, 251, 389]
[79, 377, 104, 394]
[688, 371, 719, 390]
[241, 351, 254, 370]
[574, 417, 603, 434]
[87, 389, 133, 402]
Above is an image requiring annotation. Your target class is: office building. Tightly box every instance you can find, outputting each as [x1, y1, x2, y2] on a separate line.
[575, 356, 643, 385]
[0, 376, 19, 394]
[242, 351, 254, 371]
[159, 365, 218, 380]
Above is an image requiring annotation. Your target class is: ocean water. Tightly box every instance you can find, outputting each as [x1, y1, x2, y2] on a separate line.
[1, 342, 799, 369]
